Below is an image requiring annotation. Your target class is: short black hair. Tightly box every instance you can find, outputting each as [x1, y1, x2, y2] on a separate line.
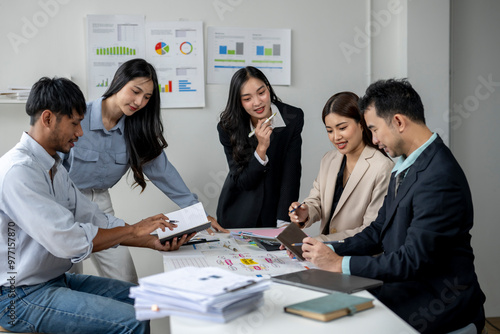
[26, 77, 86, 125]
[358, 78, 426, 124]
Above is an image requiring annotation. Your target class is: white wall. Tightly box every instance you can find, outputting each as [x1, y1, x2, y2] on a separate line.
[450, 0, 500, 317]
[0, 0, 370, 255]
[2, 0, 495, 324]
[0, 0, 373, 219]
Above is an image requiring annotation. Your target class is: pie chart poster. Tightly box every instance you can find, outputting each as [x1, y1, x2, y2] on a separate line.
[145, 21, 205, 108]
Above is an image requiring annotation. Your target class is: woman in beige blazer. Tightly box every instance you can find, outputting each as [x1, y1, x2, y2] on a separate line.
[289, 92, 394, 241]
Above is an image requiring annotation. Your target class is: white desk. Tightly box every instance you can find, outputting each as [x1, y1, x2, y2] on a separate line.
[170, 284, 418, 334]
[162, 230, 418, 334]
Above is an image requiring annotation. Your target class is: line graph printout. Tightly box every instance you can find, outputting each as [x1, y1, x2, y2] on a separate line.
[207, 27, 291, 85]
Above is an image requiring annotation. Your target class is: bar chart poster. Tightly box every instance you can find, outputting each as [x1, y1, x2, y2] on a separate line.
[145, 21, 205, 108]
[86, 15, 146, 100]
[207, 27, 291, 85]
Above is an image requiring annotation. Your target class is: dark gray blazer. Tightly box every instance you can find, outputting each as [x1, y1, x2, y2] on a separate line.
[334, 135, 485, 333]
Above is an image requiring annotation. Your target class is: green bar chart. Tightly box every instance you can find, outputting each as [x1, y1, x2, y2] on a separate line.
[96, 46, 137, 56]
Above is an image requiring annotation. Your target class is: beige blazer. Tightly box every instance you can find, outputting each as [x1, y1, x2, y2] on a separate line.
[304, 146, 394, 241]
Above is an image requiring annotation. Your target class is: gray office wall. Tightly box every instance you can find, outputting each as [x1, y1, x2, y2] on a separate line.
[451, 0, 500, 318]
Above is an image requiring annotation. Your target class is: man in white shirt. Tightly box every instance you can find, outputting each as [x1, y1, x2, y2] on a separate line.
[0, 77, 192, 333]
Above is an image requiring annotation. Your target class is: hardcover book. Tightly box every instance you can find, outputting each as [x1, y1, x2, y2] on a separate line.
[284, 292, 374, 322]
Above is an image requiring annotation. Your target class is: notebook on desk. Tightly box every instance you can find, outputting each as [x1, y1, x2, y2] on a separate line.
[284, 292, 374, 322]
[276, 222, 308, 261]
[272, 268, 383, 294]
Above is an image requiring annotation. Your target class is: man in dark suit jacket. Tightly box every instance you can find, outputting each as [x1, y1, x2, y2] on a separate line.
[300, 79, 485, 333]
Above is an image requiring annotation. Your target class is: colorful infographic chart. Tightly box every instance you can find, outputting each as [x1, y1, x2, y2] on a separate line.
[207, 27, 291, 85]
[145, 21, 205, 108]
[87, 16, 204, 108]
[87, 15, 146, 100]
[155, 42, 170, 55]
[179, 42, 193, 55]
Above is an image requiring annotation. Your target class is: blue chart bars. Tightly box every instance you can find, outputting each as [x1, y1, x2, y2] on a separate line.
[179, 80, 196, 92]
[219, 42, 244, 55]
[256, 44, 281, 56]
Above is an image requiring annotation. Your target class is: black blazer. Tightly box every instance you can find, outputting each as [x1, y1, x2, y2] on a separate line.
[216, 101, 303, 228]
[334, 135, 485, 333]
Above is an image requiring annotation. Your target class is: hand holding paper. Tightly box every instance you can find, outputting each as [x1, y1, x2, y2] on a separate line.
[133, 213, 177, 237]
[157, 202, 212, 245]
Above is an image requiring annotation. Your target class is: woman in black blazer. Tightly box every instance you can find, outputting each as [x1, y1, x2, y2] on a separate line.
[216, 66, 304, 228]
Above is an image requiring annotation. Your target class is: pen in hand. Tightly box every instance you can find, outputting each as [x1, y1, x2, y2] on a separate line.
[291, 240, 345, 246]
[166, 220, 179, 223]
[248, 112, 277, 138]
[289, 202, 305, 213]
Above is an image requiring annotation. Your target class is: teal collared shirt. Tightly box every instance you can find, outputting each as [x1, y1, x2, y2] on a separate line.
[392, 132, 438, 177]
[340, 133, 438, 275]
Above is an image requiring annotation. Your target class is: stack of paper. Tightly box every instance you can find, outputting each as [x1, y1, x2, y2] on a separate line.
[130, 266, 270, 322]
[0, 87, 31, 101]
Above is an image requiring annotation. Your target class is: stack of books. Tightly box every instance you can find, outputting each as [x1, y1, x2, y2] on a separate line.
[130, 266, 270, 323]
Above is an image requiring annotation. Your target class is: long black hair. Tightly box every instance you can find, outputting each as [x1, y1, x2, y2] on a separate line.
[322, 91, 388, 157]
[219, 66, 280, 172]
[103, 58, 166, 192]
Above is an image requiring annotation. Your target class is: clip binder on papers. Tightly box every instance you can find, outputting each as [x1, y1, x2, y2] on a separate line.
[223, 280, 258, 293]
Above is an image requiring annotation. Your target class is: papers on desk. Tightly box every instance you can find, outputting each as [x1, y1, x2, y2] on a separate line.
[231, 227, 286, 240]
[201, 250, 308, 276]
[163, 249, 309, 276]
[130, 266, 270, 322]
[163, 231, 312, 276]
[231, 228, 286, 250]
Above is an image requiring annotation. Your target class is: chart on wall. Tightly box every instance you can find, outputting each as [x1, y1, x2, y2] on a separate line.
[207, 27, 291, 85]
[86, 15, 146, 101]
[145, 21, 205, 108]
